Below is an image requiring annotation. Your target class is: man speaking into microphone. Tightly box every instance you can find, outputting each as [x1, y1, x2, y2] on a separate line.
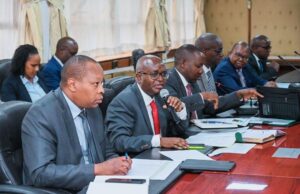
[106, 55, 189, 155]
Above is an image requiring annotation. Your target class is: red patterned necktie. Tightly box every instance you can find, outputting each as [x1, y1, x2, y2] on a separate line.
[150, 100, 160, 135]
[186, 84, 197, 119]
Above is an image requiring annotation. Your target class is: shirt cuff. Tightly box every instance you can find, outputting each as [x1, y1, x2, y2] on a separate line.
[176, 102, 187, 120]
[151, 135, 161, 147]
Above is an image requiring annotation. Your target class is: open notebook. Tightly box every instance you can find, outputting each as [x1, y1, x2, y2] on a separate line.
[241, 129, 286, 143]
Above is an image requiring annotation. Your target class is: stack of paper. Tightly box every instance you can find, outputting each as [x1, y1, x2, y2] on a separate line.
[241, 129, 286, 143]
[186, 127, 248, 147]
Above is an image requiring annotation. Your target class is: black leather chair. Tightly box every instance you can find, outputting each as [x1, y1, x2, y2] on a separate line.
[0, 101, 70, 194]
[104, 76, 135, 94]
[100, 76, 135, 117]
[0, 60, 11, 96]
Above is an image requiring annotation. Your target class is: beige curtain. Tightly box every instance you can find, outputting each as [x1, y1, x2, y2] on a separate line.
[145, 0, 170, 50]
[166, 0, 206, 48]
[19, 0, 67, 62]
[194, 0, 206, 37]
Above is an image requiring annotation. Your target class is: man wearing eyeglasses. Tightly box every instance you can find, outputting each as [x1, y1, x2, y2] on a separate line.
[213, 41, 276, 95]
[248, 35, 280, 80]
[106, 55, 189, 155]
[194, 33, 263, 114]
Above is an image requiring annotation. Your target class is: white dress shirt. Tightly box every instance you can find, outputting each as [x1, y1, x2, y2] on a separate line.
[20, 75, 46, 102]
[62, 92, 90, 164]
[137, 84, 187, 147]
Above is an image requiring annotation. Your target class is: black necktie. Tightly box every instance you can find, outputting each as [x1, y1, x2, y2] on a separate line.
[79, 110, 97, 163]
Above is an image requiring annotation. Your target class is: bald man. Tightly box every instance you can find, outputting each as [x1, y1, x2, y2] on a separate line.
[22, 55, 131, 193]
[106, 55, 189, 155]
[213, 41, 276, 94]
[42, 36, 78, 90]
[248, 35, 279, 80]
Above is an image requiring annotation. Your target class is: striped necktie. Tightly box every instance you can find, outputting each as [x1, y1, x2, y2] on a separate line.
[206, 70, 216, 92]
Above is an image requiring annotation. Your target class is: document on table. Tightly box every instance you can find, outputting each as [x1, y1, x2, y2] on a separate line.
[159, 150, 213, 162]
[89, 175, 149, 194]
[272, 148, 300, 159]
[126, 159, 180, 180]
[249, 117, 295, 126]
[208, 143, 256, 156]
[186, 127, 248, 147]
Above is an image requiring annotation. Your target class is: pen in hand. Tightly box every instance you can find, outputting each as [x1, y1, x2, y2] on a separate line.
[125, 152, 129, 160]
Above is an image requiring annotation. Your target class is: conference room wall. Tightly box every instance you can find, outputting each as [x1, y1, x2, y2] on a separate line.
[204, 0, 300, 56]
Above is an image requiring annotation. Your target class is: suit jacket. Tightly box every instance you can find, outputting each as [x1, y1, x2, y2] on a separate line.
[197, 71, 243, 114]
[22, 88, 117, 191]
[213, 57, 267, 95]
[165, 68, 216, 118]
[105, 83, 189, 154]
[247, 53, 277, 80]
[41, 56, 62, 90]
[1, 73, 49, 102]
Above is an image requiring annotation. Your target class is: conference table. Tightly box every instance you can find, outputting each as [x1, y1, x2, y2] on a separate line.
[163, 124, 300, 194]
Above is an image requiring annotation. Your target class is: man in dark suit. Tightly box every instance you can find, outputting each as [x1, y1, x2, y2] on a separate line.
[213, 41, 276, 95]
[248, 35, 279, 80]
[22, 55, 132, 193]
[195, 33, 262, 113]
[106, 55, 189, 154]
[165, 44, 222, 119]
[41, 37, 78, 90]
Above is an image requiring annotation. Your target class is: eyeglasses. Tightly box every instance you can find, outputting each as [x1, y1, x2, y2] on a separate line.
[211, 48, 223, 54]
[234, 52, 249, 61]
[138, 71, 169, 80]
[259, 45, 272, 50]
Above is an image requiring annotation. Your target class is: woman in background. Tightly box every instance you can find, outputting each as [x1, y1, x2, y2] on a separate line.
[1, 44, 49, 102]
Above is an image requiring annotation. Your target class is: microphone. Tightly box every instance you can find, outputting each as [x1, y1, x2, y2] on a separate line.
[294, 51, 300, 56]
[159, 89, 181, 124]
[278, 55, 300, 73]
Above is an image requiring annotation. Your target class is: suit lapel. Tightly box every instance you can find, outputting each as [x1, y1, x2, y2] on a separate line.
[172, 68, 188, 97]
[132, 84, 153, 134]
[53, 89, 83, 158]
[17, 77, 32, 102]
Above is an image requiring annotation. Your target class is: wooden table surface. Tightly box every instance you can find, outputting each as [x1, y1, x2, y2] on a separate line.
[165, 124, 300, 194]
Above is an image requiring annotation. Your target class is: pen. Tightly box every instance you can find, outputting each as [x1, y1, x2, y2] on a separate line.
[201, 121, 231, 124]
[125, 152, 129, 159]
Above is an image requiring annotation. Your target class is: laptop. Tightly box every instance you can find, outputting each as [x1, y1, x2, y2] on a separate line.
[256, 86, 300, 120]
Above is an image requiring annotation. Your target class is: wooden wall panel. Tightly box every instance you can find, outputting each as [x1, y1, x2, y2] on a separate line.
[204, 0, 300, 56]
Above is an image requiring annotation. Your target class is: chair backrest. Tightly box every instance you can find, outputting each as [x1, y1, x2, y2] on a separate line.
[0, 60, 12, 93]
[100, 76, 135, 117]
[105, 76, 135, 95]
[0, 101, 31, 185]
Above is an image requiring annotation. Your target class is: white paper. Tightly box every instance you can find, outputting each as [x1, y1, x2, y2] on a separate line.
[208, 143, 256, 156]
[126, 159, 180, 180]
[193, 119, 238, 128]
[272, 148, 300, 159]
[90, 175, 149, 194]
[159, 150, 213, 162]
[186, 127, 248, 147]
